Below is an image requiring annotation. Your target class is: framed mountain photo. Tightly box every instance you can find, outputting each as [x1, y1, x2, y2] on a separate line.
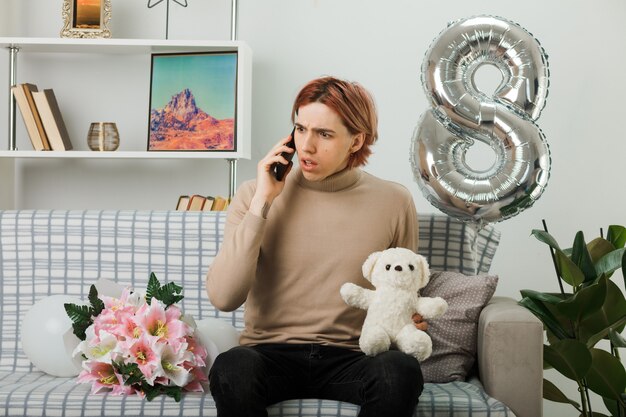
[148, 51, 238, 151]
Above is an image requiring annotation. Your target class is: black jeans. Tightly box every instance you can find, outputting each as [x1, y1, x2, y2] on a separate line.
[209, 343, 423, 417]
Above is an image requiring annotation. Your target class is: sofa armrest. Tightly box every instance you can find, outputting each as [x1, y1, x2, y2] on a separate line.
[477, 296, 543, 417]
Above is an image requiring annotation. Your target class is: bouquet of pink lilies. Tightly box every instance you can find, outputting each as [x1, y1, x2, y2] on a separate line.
[65, 273, 208, 401]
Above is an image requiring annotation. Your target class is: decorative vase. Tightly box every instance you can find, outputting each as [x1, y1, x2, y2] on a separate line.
[87, 122, 119, 151]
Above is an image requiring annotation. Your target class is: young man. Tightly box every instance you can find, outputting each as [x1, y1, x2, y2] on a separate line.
[206, 76, 423, 417]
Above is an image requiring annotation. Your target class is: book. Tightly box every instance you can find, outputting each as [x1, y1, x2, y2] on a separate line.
[187, 194, 207, 211]
[211, 196, 229, 211]
[176, 195, 190, 211]
[31, 89, 73, 151]
[21, 84, 51, 150]
[11, 83, 50, 151]
[202, 196, 215, 211]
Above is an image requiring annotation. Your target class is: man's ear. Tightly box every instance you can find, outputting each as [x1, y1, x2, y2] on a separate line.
[362, 251, 381, 281]
[350, 133, 365, 154]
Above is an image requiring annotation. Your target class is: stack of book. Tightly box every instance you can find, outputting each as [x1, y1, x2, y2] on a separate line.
[11, 83, 73, 151]
[176, 195, 230, 211]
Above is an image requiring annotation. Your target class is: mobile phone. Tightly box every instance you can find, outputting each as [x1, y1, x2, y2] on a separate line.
[272, 127, 296, 181]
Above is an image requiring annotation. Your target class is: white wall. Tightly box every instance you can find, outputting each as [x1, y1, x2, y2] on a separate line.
[1, 1, 625, 415]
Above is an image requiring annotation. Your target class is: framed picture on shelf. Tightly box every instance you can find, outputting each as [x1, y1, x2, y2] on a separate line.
[61, 0, 112, 39]
[148, 52, 239, 152]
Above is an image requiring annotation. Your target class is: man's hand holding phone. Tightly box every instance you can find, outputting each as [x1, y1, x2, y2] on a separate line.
[249, 129, 296, 218]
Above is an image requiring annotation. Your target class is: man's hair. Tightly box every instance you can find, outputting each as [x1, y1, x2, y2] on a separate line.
[291, 76, 378, 169]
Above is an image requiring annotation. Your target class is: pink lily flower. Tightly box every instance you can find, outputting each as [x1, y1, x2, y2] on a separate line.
[183, 364, 208, 392]
[77, 361, 131, 395]
[184, 335, 207, 367]
[126, 334, 160, 385]
[133, 299, 191, 345]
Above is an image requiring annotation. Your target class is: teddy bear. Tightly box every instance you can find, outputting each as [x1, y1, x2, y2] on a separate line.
[340, 247, 448, 361]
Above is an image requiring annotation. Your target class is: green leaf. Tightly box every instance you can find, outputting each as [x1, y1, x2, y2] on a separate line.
[88, 284, 104, 316]
[162, 386, 183, 402]
[115, 361, 145, 386]
[588, 238, 616, 265]
[607, 225, 626, 249]
[609, 329, 626, 348]
[603, 395, 626, 417]
[622, 249, 626, 290]
[520, 289, 565, 305]
[596, 248, 626, 279]
[532, 229, 562, 251]
[63, 303, 92, 340]
[146, 272, 184, 308]
[572, 231, 598, 283]
[64, 285, 105, 340]
[520, 290, 577, 339]
[143, 384, 183, 402]
[519, 297, 572, 339]
[543, 378, 581, 410]
[579, 278, 626, 345]
[587, 316, 626, 349]
[544, 340, 592, 382]
[556, 249, 585, 287]
[157, 282, 184, 307]
[144, 384, 160, 401]
[585, 348, 626, 400]
[146, 272, 161, 305]
[556, 277, 606, 323]
[64, 303, 91, 323]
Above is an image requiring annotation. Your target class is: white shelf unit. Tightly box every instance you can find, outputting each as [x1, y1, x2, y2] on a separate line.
[0, 37, 252, 209]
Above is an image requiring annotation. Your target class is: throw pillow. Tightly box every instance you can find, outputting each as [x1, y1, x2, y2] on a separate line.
[419, 271, 498, 383]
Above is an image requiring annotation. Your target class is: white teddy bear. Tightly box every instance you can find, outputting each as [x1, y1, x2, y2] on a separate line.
[340, 247, 448, 361]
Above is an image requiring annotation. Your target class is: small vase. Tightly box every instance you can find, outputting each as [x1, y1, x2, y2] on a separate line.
[87, 122, 119, 151]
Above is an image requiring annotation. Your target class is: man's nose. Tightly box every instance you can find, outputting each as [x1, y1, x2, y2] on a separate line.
[301, 132, 316, 152]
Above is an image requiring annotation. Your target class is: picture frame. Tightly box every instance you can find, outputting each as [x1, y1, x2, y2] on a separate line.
[61, 0, 112, 39]
[147, 51, 239, 152]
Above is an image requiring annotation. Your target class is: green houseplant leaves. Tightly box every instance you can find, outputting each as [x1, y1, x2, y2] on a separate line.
[520, 225, 626, 417]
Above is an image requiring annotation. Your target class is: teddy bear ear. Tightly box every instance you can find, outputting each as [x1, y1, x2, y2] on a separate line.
[362, 251, 382, 280]
[417, 254, 431, 285]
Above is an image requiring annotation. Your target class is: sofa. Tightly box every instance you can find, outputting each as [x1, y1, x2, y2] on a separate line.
[0, 210, 542, 417]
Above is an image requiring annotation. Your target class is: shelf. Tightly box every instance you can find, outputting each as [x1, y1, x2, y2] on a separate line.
[2, 36, 253, 209]
[0, 37, 245, 54]
[0, 151, 243, 159]
[3, 36, 252, 160]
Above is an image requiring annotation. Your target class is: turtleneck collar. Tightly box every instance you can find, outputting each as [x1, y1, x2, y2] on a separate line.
[294, 167, 362, 192]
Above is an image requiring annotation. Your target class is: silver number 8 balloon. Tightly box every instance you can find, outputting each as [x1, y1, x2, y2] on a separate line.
[410, 15, 551, 225]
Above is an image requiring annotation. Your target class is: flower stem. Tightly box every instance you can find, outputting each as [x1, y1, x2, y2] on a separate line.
[582, 378, 593, 416]
[578, 381, 589, 417]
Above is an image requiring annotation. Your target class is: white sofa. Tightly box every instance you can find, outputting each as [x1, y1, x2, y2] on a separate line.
[0, 210, 542, 417]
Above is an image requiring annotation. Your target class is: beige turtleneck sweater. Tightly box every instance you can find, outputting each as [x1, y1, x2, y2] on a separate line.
[206, 167, 419, 349]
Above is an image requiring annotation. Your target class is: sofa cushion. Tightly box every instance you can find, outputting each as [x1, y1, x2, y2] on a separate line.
[420, 271, 499, 382]
[417, 214, 500, 275]
[0, 371, 513, 417]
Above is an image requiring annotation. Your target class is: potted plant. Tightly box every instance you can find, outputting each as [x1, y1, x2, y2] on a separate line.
[519, 223, 626, 417]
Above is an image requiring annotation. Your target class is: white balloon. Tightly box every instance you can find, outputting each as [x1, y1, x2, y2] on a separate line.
[195, 317, 240, 355]
[21, 295, 85, 377]
[198, 336, 220, 377]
